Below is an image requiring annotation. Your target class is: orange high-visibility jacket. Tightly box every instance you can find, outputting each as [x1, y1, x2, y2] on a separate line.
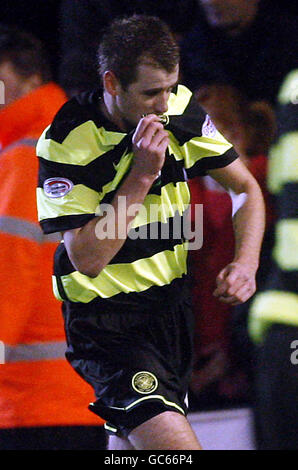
[0, 83, 103, 428]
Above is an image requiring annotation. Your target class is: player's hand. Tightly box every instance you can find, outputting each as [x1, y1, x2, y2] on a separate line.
[132, 114, 169, 177]
[213, 261, 257, 305]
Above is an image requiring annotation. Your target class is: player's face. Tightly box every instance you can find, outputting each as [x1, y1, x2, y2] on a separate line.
[199, 0, 259, 32]
[115, 63, 179, 131]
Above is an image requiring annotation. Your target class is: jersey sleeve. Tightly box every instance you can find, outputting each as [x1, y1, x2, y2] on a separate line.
[37, 128, 99, 234]
[167, 85, 238, 178]
[36, 99, 127, 234]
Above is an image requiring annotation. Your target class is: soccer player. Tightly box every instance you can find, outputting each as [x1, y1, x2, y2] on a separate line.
[37, 15, 265, 450]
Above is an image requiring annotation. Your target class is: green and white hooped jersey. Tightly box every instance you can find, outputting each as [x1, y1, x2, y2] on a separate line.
[37, 85, 237, 305]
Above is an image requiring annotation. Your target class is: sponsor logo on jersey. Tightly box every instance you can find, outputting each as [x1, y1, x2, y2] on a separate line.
[202, 114, 217, 138]
[43, 178, 74, 198]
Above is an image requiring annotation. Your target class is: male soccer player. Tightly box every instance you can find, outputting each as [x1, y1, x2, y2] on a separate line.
[37, 15, 265, 450]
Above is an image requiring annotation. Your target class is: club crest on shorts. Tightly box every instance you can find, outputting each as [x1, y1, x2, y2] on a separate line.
[43, 177, 73, 198]
[132, 371, 158, 394]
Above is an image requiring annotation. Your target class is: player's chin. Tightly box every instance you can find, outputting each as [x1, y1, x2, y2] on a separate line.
[123, 115, 138, 131]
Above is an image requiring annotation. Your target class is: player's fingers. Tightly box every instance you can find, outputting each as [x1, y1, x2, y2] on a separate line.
[213, 272, 234, 296]
[151, 127, 169, 147]
[158, 134, 170, 155]
[213, 282, 228, 297]
[223, 275, 249, 297]
[218, 284, 254, 305]
[132, 115, 162, 145]
[136, 122, 165, 149]
[213, 271, 248, 297]
[215, 264, 252, 297]
[216, 267, 227, 283]
[223, 262, 250, 286]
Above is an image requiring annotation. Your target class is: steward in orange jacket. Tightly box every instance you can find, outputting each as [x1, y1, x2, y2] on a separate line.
[0, 27, 104, 449]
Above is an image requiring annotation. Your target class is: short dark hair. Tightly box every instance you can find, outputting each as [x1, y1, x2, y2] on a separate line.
[97, 15, 180, 89]
[0, 25, 52, 83]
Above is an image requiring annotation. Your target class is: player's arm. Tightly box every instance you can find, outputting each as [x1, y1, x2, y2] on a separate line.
[196, 84, 276, 158]
[207, 158, 266, 305]
[63, 115, 168, 278]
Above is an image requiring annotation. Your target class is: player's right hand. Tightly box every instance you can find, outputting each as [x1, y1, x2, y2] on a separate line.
[132, 114, 169, 177]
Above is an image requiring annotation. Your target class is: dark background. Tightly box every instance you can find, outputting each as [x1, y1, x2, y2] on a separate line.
[1, 0, 297, 80]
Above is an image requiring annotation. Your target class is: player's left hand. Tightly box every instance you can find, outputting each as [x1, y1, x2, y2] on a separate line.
[213, 262, 257, 305]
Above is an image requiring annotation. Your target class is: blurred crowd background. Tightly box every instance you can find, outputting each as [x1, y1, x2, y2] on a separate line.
[0, 0, 297, 450]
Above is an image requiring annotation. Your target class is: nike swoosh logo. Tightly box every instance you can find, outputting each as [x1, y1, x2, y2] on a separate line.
[113, 148, 130, 171]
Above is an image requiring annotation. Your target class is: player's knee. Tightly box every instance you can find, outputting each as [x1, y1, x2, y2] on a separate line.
[128, 411, 202, 450]
[108, 435, 135, 450]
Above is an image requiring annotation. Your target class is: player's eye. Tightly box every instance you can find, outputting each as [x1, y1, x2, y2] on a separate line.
[143, 90, 159, 97]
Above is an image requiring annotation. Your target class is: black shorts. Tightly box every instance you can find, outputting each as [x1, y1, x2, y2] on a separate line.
[62, 294, 194, 437]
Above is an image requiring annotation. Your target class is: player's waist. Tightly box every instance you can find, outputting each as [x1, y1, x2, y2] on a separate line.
[53, 242, 189, 303]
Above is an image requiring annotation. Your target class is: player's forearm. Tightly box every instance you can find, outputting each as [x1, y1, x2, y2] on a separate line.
[65, 115, 168, 278]
[231, 178, 265, 273]
[65, 168, 156, 278]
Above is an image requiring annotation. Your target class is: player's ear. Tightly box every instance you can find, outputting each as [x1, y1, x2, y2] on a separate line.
[103, 71, 121, 96]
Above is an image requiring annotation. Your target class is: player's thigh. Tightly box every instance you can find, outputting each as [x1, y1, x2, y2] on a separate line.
[128, 411, 202, 450]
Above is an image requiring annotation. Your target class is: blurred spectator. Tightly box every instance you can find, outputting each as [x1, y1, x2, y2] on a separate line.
[248, 69, 298, 450]
[0, 25, 105, 450]
[188, 176, 237, 410]
[1, 0, 61, 79]
[180, 0, 297, 157]
[58, 0, 198, 96]
[182, 0, 297, 103]
[181, 0, 294, 408]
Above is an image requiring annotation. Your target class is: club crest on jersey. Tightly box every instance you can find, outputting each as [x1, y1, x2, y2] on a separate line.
[202, 114, 217, 138]
[132, 371, 158, 394]
[43, 178, 73, 198]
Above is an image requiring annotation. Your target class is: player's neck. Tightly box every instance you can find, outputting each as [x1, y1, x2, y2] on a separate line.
[101, 92, 126, 132]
